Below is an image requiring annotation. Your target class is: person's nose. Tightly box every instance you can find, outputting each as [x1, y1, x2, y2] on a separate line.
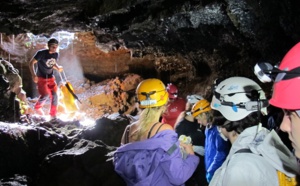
[280, 115, 292, 132]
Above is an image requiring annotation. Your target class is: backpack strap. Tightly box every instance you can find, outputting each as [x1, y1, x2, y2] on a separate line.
[147, 122, 160, 139]
[226, 148, 254, 166]
[125, 122, 164, 143]
[234, 148, 252, 154]
[155, 123, 165, 135]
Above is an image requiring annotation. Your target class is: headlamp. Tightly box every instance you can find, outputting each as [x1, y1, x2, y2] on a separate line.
[254, 62, 300, 83]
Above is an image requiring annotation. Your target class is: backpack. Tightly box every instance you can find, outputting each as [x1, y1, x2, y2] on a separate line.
[235, 149, 297, 186]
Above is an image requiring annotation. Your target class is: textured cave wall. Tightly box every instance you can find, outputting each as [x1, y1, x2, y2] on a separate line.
[1, 0, 300, 99]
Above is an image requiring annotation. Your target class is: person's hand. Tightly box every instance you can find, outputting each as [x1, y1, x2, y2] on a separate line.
[57, 65, 63, 72]
[180, 142, 195, 155]
[32, 75, 38, 83]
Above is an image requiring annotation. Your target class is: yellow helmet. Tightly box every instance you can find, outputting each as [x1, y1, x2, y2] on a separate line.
[191, 99, 212, 117]
[136, 78, 168, 108]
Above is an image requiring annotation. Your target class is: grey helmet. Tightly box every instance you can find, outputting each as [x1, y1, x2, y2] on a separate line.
[186, 94, 203, 105]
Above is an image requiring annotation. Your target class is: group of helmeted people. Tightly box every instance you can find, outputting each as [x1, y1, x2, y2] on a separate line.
[112, 42, 300, 186]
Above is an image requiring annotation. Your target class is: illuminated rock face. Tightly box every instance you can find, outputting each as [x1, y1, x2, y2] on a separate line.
[0, 0, 299, 99]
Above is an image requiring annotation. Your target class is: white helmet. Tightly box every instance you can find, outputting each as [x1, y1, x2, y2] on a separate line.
[186, 94, 203, 105]
[211, 77, 268, 121]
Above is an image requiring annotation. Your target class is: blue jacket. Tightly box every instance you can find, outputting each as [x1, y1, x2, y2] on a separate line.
[114, 130, 199, 186]
[205, 125, 229, 178]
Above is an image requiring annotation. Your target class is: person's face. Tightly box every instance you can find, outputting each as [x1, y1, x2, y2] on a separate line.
[195, 113, 208, 126]
[185, 102, 192, 111]
[280, 109, 300, 158]
[48, 44, 58, 53]
[168, 91, 178, 100]
[220, 127, 230, 139]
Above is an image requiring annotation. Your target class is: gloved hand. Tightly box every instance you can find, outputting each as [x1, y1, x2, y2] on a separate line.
[192, 145, 205, 156]
[206, 172, 213, 183]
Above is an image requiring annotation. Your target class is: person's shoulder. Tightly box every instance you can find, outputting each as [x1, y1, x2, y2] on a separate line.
[178, 97, 187, 105]
[225, 153, 276, 185]
[231, 151, 270, 168]
[35, 49, 47, 55]
[38, 49, 48, 52]
[127, 121, 138, 129]
[172, 97, 186, 106]
[227, 154, 260, 175]
[160, 123, 174, 131]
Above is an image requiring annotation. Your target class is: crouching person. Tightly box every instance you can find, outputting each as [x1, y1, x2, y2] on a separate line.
[0, 59, 29, 122]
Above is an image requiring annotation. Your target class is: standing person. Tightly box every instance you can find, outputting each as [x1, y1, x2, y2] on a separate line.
[162, 83, 186, 128]
[29, 38, 63, 120]
[191, 99, 230, 184]
[175, 95, 206, 186]
[268, 42, 300, 160]
[209, 76, 299, 186]
[113, 78, 199, 186]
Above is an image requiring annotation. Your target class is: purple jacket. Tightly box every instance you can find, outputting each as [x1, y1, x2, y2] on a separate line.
[114, 130, 199, 186]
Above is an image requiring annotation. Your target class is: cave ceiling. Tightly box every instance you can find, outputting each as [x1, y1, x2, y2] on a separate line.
[1, 0, 300, 97]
